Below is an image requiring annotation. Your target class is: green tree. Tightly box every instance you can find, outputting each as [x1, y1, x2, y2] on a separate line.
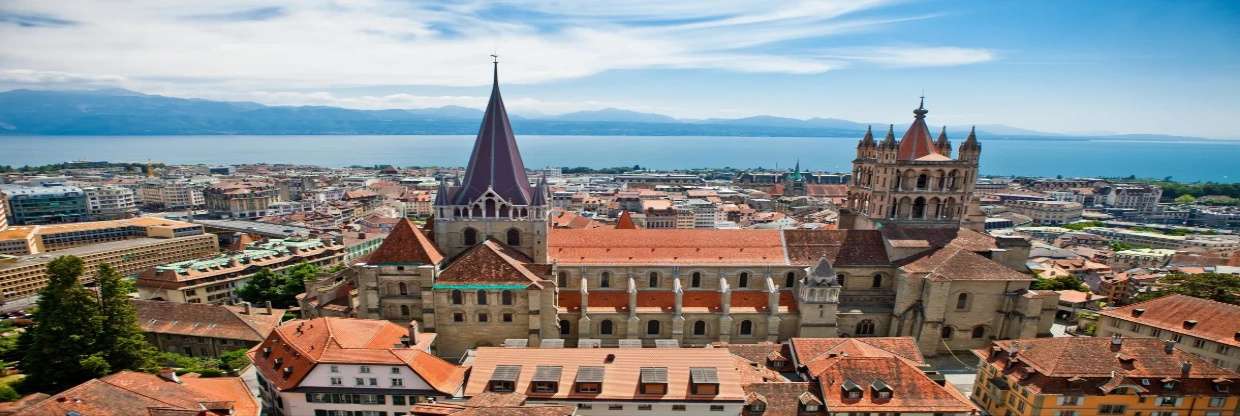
[1173, 194, 1197, 204]
[17, 256, 105, 393]
[95, 264, 154, 372]
[0, 384, 19, 402]
[1031, 274, 1088, 291]
[219, 348, 252, 373]
[1135, 272, 1240, 305]
[235, 264, 320, 309]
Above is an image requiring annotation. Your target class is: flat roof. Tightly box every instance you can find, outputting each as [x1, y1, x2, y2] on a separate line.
[1, 235, 214, 270]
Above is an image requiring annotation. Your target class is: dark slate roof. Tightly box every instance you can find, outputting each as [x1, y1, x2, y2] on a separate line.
[454, 63, 533, 206]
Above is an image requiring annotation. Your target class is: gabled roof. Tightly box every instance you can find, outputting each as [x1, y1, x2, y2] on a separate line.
[812, 356, 976, 413]
[366, 218, 444, 265]
[790, 337, 926, 371]
[438, 239, 544, 287]
[453, 62, 532, 206]
[899, 246, 1032, 281]
[12, 371, 258, 416]
[1101, 294, 1240, 348]
[615, 211, 637, 229]
[740, 383, 820, 416]
[134, 299, 282, 342]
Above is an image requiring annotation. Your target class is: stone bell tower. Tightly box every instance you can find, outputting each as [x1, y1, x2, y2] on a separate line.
[797, 256, 841, 337]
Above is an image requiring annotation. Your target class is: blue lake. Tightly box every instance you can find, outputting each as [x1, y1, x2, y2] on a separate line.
[1, 135, 1236, 182]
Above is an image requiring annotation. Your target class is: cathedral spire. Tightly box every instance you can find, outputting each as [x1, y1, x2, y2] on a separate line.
[935, 125, 952, 155]
[858, 125, 875, 148]
[452, 58, 533, 205]
[896, 98, 936, 160]
[880, 124, 897, 147]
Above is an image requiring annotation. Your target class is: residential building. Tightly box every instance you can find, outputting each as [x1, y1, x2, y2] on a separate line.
[614, 173, 706, 187]
[0, 184, 88, 225]
[1052, 289, 1106, 323]
[205, 180, 280, 219]
[0, 198, 7, 231]
[972, 337, 1240, 416]
[1086, 227, 1240, 254]
[0, 216, 205, 256]
[0, 233, 218, 305]
[411, 392, 575, 416]
[247, 317, 466, 416]
[138, 178, 204, 209]
[81, 185, 138, 220]
[7, 370, 257, 416]
[1005, 200, 1083, 225]
[464, 347, 746, 415]
[1098, 294, 1240, 372]
[1111, 248, 1176, 271]
[134, 299, 283, 357]
[137, 237, 344, 304]
[1102, 184, 1163, 213]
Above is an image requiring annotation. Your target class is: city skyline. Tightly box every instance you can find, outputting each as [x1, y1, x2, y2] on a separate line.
[1, 1, 1238, 138]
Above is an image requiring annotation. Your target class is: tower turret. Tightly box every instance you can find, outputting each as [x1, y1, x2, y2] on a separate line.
[856, 125, 876, 158]
[935, 126, 952, 157]
[796, 256, 840, 337]
[959, 125, 981, 161]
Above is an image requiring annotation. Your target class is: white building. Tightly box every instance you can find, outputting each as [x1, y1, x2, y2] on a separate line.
[82, 185, 138, 219]
[139, 179, 205, 209]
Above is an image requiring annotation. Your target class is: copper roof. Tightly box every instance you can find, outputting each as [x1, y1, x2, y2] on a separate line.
[366, 218, 444, 265]
[1101, 294, 1240, 348]
[452, 62, 533, 206]
[134, 299, 283, 342]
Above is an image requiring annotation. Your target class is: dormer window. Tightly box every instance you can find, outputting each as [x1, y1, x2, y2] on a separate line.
[575, 366, 605, 394]
[798, 391, 823, 412]
[689, 367, 719, 395]
[842, 379, 863, 399]
[640, 367, 668, 394]
[531, 365, 562, 394]
[272, 357, 283, 369]
[872, 380, 893, 400]
[282, 367, 293, 377]
[262, 347, 271, 358]
[489, 365, 521, 393]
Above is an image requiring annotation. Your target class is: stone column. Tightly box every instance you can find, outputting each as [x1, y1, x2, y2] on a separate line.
[577, 278, 592, 337]
[673, 277, 685, 342]
[626, 276, 641, 340]
[718, 277, 732, 343]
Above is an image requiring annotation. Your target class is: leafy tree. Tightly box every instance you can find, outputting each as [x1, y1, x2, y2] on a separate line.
[1031, 275, 1088, 291]
[0, 384, 19, 402]
[1173, 194, 1197, 204]
[219, 348, 252, 373]
[1134, 272, 1240, 305]
[236, 263, 320, 309]
[17, 256, 105, 392]
[95, 264, 154, 371]
[1108, 241, 1142, 252]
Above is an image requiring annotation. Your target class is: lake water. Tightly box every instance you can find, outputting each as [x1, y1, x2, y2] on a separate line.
[1, 135, 1237, 182]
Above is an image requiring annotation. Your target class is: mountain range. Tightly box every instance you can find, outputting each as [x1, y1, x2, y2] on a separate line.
[0, 88, 1211, 140]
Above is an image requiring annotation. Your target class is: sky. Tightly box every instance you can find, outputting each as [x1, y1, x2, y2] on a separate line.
[0, 0, 1238, 138]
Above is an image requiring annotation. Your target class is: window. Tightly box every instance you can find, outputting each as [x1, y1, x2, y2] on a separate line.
[478, 313, 488, 323]
[608, 405, 624, 411]
[558, 272, 568, 287]
[1099, 404, 1126, 414]
[501, 290, 513, 305]
[649, 272, 659, 288]
[400, 305, 410, 316]
[738, 272, 749, 288]
[355, 377, 365, 386]
[476, 290, 488, 305]
[369, 378, 377, 386]
[463, 227, 478, 246]
[453, 312, 464, 322]
[638, 404, 653, 411]
[972, 325, 986, 339]
[956, 293, 969, 310]
[1218, 345, 1231, 354]
[693, 320, 707, 336]
[392, 378, 404, 387]
[391, 367, 401, 374]
[506, 228, 521, 246]
[1151, 328, 1162, 337]
[601, 272, 611, 288]
[330, 365, 339, 373]
[739, 320, 753, 336]
[1209, 396, 1226, 407]
[330, 377, 342, 385]
[360, 366, 371, 373]
[672, 405, 687, 411]
[1170, 333, 1183, 343]
[748, 402, 766, 412]
[837, 273, 846, 287]
[559, 320, 571, 336]
[503, 313, 513, 322]
[872, 273, 883, 288]
[1193, 338, 1207, 348]
[1158, 396, 1179, 406]
[710, 405, 725, 411]
[393, 396, 406, 405]
[692, 272, 702, 288]
[577, 383, 600, 393]
[785, 272, 795, 288]
[1130, 322, 1141, 331]
[856, 319, 876, 336]
[398, 282, 408, 296]
[451, 290, 463, 305]
[941, 326, 955, 339]
[578, 404, 593, 410]
[647, 320, 661, 335]
[601, 320, 614, 335]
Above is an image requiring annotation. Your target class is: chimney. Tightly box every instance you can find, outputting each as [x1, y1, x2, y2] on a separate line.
[1132, 308, 1145, 317]
[265, 300, 273, 314]
[158, 368, 180, 383]
[242, 302, 251, 315]
[1181, 361, 1192, 375]
[1164, 339, 1176, 354]
[357, 232, 366, 239]
[1110, 334, 1123, 347]
[407, 321, 420, 347]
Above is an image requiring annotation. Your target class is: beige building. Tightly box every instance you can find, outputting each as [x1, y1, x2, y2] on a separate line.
[1097, 294, 1240, 372]
[1110, 248, 1176, 271]
[138, 178, 204, 209]
[0, 216, 205, 256]
[1004, 199, 1083, 225]
[204, 180, 280, 219]
[135, 299, 283, 357]
[138, 237, 344, 304]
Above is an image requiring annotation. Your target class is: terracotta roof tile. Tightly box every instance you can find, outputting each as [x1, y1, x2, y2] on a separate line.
[12, 371, 257, 416]
[783, 230, 889, 266]
[134, 299, 283, 343]
[899, 246, 1032, 281]
[790, 337, 926, 368]
[1101, 294, 1240, 348]
[548, 229, 787, 265]
[367, 218, 444, 265]
[741, 382, 824, 416]
[813, 356, 976, 413]
[438, 240, 544, 287]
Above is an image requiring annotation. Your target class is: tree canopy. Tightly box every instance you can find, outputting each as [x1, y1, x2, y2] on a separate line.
[235, 263, 321, 309]
[1031, 274, 1088, 292]
[18, 257, 106, 392]
[1134, 272, 1240, 305]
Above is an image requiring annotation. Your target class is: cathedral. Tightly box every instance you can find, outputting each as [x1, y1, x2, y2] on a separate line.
[300, 63, 1058, 359]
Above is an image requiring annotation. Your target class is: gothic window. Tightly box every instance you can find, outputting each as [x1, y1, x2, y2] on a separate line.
[856, 319, 876, 336]
[559, 320, 571, 336]
[463, 227, 478, 246]
[451, 290, 462, 305]
[499, 204, 510, 218]
[600, 320, 614, 335]
[647, 320, 661, 335]
[837, 273, 846, 287]
[691, 272, 702, 288]
[557, 271, 568, 287]
[941, 326, 955, 339]
[476, 290, 488, 305]
[871, 274, 883, 288]
[501, 290, 514, 305]
[600, 272, 611, 288]
[398, 282, 408, 296]
[739, 320, 753, 336]
[785, 272, 796, 288]
[693, 320, 706, 336]
[400, 305, 410, 316]
[485, 199, 496, 217]
[916, 174, 928, 190]
[648, 272, 659, 288]
[506, 228, 521, 246]
[956, 293, 969, 310]
[738, 272, 749, 288]
[453, 207, 461, 217]
[972, 326, 986, 339]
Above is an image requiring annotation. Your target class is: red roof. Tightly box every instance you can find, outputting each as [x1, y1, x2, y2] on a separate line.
[813, 356, 976, 413]
[548, 229, 787, 265]
[1101, 294, 1240, 348]
[438, 239, 544, 286]
[12, 371, 258, 416]
[367, 218, 444, 265]
[896, 102, 943, 161]
[615, 211, 637, 229]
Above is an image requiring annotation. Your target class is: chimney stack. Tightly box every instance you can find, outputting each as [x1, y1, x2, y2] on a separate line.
[407, 321, 420, 347]
[1110, 334, 1123, 347]
[265, 300, 273, 314]
[158, 368, 180, 383]
[242, 302, 251, 315]
[1181, 361, 1192, 375]
[1164, 339, 1176, 354]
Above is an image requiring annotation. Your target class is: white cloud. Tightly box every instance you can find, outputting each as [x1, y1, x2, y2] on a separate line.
[0, 69, 126, 85]
[826, 46, 997, 67]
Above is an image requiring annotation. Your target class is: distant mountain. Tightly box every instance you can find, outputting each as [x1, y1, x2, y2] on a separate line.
[0, 88, 1220, 140]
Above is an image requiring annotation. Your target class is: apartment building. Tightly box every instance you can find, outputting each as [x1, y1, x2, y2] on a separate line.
[135, 299, 283, 358]
[1098, 294, 1240, 372]
[0, 233, 218, 304]
[137, 237, 344, 304]
[1103, 184, 1163, 213]
[138, 179, 205, 209]
[0, 217, 205, 255]
[204, 180, 280, 219]
[0, 183, 88, 225]
[972, 337, 1239, 416]
[1110, 248, 1176, 271]
[81, 185, 138, 220]
[5, 370, 258, 416]
[1086, 227, 1240, 254]
[1005, 200, 1083, 225]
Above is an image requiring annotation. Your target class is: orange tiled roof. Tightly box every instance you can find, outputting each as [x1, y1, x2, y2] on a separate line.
[782, 229, 889, 266]
[134, 299, 283, 342]
[438, 240, 545, 287]
[615, 211, 637, 229]
[1101, 294, 1240, 348]
[813, 356, 976, 413]
[549, 229, 787, 265]
[790, 337, 926, 369]
[366, 218, 444, 265]
[12, 371, 258, 416]
[741, 382, 824, 416]
[899, 246, 1032, 281]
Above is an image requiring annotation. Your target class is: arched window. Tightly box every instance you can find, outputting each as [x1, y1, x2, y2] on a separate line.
[472, 204, 482, 217]
[691, 272, 702, 288]
[485, 199, 496, 217]
[785, 272, 796, 288]
[941, 326, 955, 339]
[506, 228, 521, 246]
[463, 227, 478, 246]
[559, 320, 570, 336]
[693, 320, 706, 336]
[600, 272, 611, 288]
[499, 204, 510, 218]
[913, 197, 926, 219]
[476, 290, 488, 305]
[871, 274, 883, 288]
[501, 290, 513, 305]
[600, 320, 614, 335]
[956, 293, 969, 310]
[646, 320, 661, 335]
[557, 271, 568, 287]
[451, 290, 462, 305]
[400, 305, 410, 316]
[972, 325, 986, 339]
[398, 282, 408, 296]
[837, 273, 846, 287]
[738, 272, 749, 288]
[855, 319, 876, 336]
[648, 272, 659, 288]
[739, 320, 753, 336]
[916, 173, 928, 190]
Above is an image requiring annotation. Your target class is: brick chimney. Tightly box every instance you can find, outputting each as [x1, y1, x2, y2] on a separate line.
[407, 320, 420, 347]
[242, 301, 251, 315]
[265, 300, 273, 315]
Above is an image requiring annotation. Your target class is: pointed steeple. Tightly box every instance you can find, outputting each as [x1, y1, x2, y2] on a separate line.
[433, 179, 452, 206]
[962, 125, 979, 148]
[858, 125, 875, 148]
[615, 211, 637, 229]
[809, 256, 840, 286]
[531, 172, 548, 206]
[935, 125, 952, 156]
[880, 124, 897, 147]
[453, 59, 533, 205]
[896, 97, 937, 160]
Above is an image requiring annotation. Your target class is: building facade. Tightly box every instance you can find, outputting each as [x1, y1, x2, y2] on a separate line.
[138, 178, 205, 209]
[1005, 200, 1083, 225]
[82, 185, 138, 220]
[205, 180, 280, 219]
[1097, 294, 1240, 372]
[138, 237, 345, 304]
[135, 299, 283, 357]
[0, 184, 88, 225]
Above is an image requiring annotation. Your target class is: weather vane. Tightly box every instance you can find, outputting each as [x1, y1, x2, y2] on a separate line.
[491, 53, 499, 63]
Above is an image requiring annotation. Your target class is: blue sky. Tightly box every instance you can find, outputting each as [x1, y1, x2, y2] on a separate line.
[1, 0, 1237, 137]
